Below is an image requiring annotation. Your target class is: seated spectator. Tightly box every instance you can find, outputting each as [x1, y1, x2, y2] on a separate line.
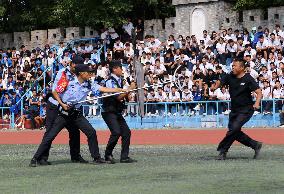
[16, 104, 31, 129]
[29, 90, 41, 129]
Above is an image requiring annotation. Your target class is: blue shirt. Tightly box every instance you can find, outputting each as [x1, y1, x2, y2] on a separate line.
[49, 67, 75, 106]
[61, 77, 102, 109]
[105, 74, 122, 88]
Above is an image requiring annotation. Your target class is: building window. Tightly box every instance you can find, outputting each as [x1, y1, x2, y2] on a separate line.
[90, 31, 94, 36]
[238, 11, 243, 22]
[226, 18, 230, 23]
[150, 26, 154, 31]
[162, 18, 165, 29]
[36, 36, 39, 40]
[71, 33, 75, 38]
[275, 14, 279, 19]
[53, 34, 56, 38]
[171, 23, 175, 28]
[263, 9, 268, 20]
[250, 16, 254, 21]
[18, 37, 22, 41]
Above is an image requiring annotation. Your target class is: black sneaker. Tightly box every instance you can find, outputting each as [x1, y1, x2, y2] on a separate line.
[120, 157, 137, 163]
[253, 142, 263, 159]
[216, 152, 227, 160]
[92, 157, 106, 164]
[105, 155, 116, 164]
[29, 158, 38, 167]
[39, 159, 52, 165]
[71, 155, 89, 164]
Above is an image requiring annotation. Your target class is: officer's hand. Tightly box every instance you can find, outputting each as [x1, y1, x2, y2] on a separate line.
[129, 82, 137, 90]
[61, 103, 70, 111]
[253, 103, 260, 110]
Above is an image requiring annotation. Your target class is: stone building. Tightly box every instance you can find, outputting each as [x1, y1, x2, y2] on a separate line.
[145, 0, 284, 41]
[0, 27, 99, 50]
[1, 0, 284, 49]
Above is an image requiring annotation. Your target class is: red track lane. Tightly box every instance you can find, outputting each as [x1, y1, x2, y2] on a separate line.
[0, 129, 284, 145]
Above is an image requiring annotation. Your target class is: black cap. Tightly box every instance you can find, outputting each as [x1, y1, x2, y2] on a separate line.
[72, 55, 84, 65]
[109, 60, 122, 70]
[75, 64, 95, 73]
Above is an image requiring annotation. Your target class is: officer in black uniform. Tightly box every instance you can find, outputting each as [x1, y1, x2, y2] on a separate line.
[102, 61, 137, 163]
[215, 59, 263, 160]
[30, 64, 125, 167]
[40, 56, 87, 165]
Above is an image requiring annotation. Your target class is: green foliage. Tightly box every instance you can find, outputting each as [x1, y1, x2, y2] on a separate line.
[0, 0, 174, 33]
[234, 0, 284, 10]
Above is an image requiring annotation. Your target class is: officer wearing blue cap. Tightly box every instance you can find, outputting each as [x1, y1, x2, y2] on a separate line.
[102, 61, 137, 164]
[30, 63, 126, 166]
[41, 56, 87, 165]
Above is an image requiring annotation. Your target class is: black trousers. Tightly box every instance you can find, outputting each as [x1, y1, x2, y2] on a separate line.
[33, 113, 101, 160]
[102, 112, 131, 159]
[41, 101, 81, 160]
[217, 106, 258, 153]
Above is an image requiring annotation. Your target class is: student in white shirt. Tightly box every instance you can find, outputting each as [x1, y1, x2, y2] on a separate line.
[84, 42, 93, 53]
[168, 86, 181, 115]
[272, 80, 283, 112]
[181, 86, 193, 115]
[256, 35, 269, 60]
[216, 86, 230, 114]
[244, 44, 257, 60]
[216, 37, 227, 65]
[113, 38, 124, 59]
[146, 88, 158, 115]
[262, 80, 272, 114]
[122, 18, 134, 36]
[155, 87, 168, 115]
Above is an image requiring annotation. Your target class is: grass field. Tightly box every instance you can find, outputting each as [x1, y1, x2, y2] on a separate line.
[1, 145, 284, 194]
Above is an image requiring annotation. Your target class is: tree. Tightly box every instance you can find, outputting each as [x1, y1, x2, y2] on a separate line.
[234, 0, 284, 10]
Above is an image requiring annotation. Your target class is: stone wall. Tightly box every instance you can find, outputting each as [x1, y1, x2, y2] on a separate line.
[48, 28, 63, 45]
[0, 3, 284, 49]
[30, 30, 48, 49]
[13, 32, 31, 49]
[0, 27, 99, 50]
[143, 2, 284, 40]
[0, 33, 13, 49]
[144, 19, 165, 40]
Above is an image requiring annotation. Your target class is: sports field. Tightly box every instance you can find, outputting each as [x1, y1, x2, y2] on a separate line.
[1, 144, 284, 194]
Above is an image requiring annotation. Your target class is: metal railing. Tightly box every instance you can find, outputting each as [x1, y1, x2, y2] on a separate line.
[1, 99, 282, 129]
[81, 99, 283, 129]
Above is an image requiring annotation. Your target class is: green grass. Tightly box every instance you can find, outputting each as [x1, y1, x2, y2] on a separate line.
[0, 145, 284, 194]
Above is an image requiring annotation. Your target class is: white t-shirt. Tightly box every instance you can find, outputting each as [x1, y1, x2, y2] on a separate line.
[182, 91, 192, 101]
[155, 92, 168, 101]
[216, 43, 226, 54]
[262, 87, 272, 99]
[168, 91, 180, 101]
[122, 22, 134, 36]
[273, 88, 283, 98]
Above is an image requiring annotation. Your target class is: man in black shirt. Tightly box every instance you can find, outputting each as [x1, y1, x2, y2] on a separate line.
[214, 59, 263, 160]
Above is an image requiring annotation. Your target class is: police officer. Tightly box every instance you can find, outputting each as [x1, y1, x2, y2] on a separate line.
[30, 64, 126, 167]
[102, 61, 137, 164]
[40, 56, 86, 165]
[215, 59, 263, 160]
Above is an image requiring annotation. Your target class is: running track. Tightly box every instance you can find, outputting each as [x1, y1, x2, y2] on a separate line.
[0, 129, 284, 145]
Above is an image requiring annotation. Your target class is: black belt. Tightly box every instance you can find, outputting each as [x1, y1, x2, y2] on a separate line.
[58, 106, 82, 118]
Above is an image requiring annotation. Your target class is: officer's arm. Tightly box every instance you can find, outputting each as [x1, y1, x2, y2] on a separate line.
[116, 81, 137, 101]
[52, 90, 68, 110]
[99, 86, 125, 93]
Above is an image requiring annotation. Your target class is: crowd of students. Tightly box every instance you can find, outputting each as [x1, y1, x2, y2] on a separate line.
[1, 20, 284, 129]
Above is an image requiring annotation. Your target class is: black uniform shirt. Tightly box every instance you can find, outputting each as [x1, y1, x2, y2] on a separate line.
[221, 73, 259, 110]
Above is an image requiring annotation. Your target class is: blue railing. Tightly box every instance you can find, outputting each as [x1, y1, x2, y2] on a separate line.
[7, 37, 103, 129]
[82, 99, 283, 130]
[1, 99, 283, 129]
